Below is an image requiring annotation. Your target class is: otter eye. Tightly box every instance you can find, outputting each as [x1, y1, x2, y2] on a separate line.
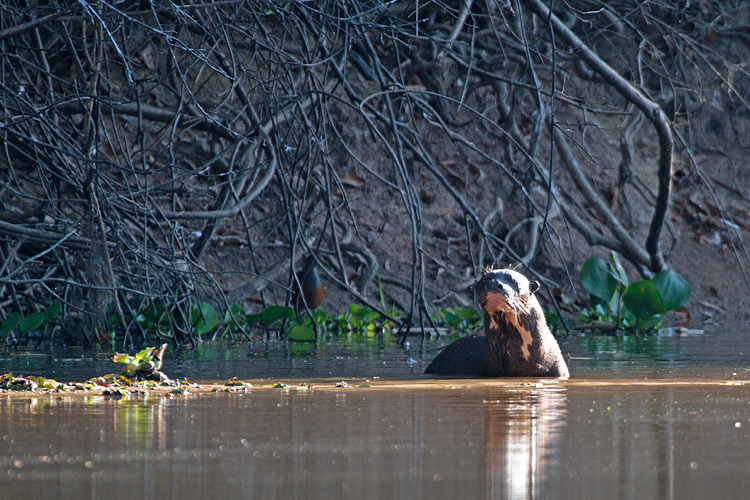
[529, 281, 540, 293]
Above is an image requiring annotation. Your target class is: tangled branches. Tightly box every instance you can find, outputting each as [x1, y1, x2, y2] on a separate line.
[0, 1, 748, 345]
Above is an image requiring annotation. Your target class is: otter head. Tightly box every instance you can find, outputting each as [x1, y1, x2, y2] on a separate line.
[475, 267, 540, 319]
[425, 266, 568, 378]
[475, 267, 546, 364]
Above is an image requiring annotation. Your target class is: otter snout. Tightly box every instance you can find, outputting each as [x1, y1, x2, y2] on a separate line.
[476, 268, 539, 314]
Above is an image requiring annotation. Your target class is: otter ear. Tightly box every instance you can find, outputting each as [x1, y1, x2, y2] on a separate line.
[529, 281, 540, 294]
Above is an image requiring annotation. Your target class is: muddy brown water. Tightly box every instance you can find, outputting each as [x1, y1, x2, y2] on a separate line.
[2, 328, 750, 500]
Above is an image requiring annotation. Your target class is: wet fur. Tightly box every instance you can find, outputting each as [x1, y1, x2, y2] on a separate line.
[426, 268, 569, 378]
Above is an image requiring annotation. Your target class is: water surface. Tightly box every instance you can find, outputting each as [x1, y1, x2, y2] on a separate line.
[2, 328, 749, 499]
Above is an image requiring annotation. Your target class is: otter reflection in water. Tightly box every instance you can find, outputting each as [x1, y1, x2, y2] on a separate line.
[485, 385, 567, 498]
[426, 267, 569, 378]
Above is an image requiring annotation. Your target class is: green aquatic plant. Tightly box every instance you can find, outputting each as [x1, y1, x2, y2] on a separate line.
[220, 304, 304, 339]
[219, 301, 404, 342]
[111, 344, 168, 378]
[0, 293, 478, 346]
[579, 252, 691, 330]
[434, 307, 481, 332]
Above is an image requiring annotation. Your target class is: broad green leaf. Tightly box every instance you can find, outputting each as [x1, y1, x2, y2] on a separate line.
[578, 309, 593, 323]
[106, 314, 120, 328]
[334, 316, 349, 329]
[155, 311, 173, 335]
[349, 304, 363, 316]
[593, 302, 608, 320]
[363, 311, 380, 323]
[43, 300, 62, 322]
[2, 312, 22, 337]
[622, 280, 666, 325]
[20, 312, 44, 333]
[637, 314, 663, 330]
[287, 325, 316, 342]
[142, 304, 165, 322]
[190, 302, 218, 335]
[225, 304, 243, 320]
[651, 270, 691, 311]
[349, 315, 362, 328]
[244, 312, 264, 324]
[263, 305, 295, 324]
[224, 305, 247, 330]
[580, 256, 618, 302]
[589, 295, 606, 313]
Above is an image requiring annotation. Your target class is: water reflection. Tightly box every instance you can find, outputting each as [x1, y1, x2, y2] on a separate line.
[1, 384, 563, 500]
[484, 385, 566, 499]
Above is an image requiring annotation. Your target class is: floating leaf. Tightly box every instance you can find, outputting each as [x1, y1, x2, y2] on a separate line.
[652, 270, 691, 311]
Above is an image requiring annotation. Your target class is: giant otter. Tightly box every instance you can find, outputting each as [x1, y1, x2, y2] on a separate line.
[425, 267, 569, 378]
